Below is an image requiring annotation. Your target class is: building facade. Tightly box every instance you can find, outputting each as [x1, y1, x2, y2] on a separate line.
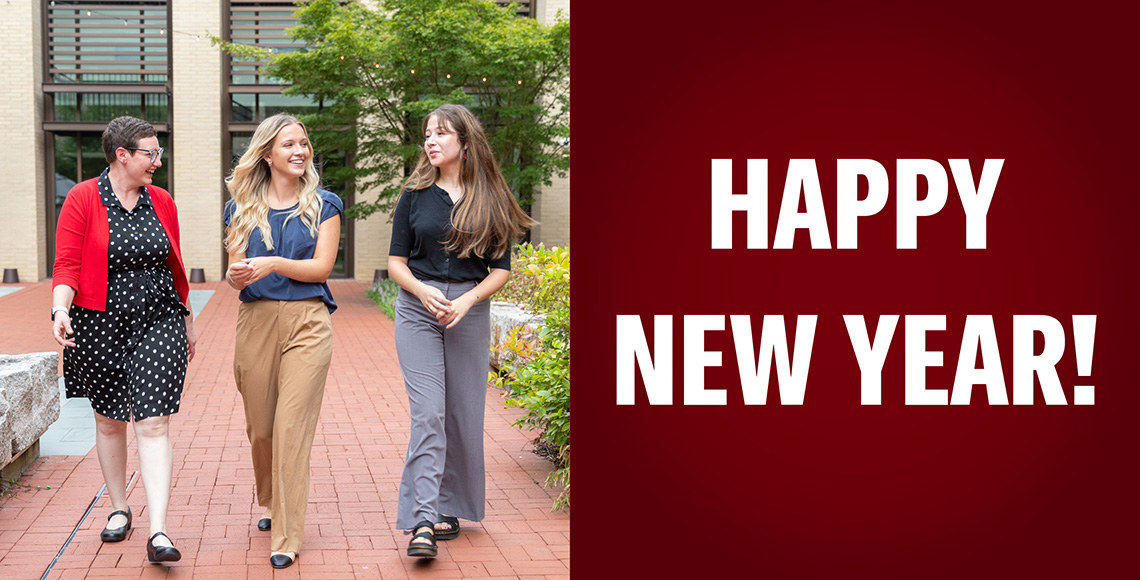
[0, 0, 569, 283]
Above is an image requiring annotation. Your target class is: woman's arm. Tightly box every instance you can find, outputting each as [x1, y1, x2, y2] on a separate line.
[53, 188, 88, 290]
[225, 242, 251, 290]
[183, 296, 196, 363]
[162, 192, 195, 362]
[51, 285, 77, 347]
[238, 215, 341, 284]
[438, 268, 510, 329]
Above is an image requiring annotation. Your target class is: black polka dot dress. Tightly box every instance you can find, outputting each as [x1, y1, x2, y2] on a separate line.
[63, 169, 189, 422]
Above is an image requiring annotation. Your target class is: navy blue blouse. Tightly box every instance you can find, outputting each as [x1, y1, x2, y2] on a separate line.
[224, 189, 343, 312]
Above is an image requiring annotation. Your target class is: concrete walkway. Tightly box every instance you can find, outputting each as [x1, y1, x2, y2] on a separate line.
[0, 280, 569, 578]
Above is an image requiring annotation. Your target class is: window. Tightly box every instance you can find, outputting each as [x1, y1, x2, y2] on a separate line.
[228, 0, 306, 85]
[43, 1, 172, 268]
[50, 92, 168, 123]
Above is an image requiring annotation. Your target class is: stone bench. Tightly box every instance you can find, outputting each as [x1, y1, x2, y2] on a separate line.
[489, 301, 545, 370]
[0, 352, 60, 479]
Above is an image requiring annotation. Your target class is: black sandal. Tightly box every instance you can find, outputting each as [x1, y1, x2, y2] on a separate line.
[406, 520, 437, 558]
[434, 515, 460, 541]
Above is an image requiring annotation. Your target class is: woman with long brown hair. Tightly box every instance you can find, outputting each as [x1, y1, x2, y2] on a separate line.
[389, 104, 536, 558]
[223, 113, 342, 569]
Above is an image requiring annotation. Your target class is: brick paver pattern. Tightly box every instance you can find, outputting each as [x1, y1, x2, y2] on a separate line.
[0, 280, 569, 578]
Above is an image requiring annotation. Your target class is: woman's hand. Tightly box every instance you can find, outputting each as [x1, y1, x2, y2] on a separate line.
[416, 282, 453, 321]
[439, 294, 475, 329]
[52, 311, 75, 347]
[241, 257, 279, 285]
[227, 260, 253, 289]
[185, 318, 197, 363]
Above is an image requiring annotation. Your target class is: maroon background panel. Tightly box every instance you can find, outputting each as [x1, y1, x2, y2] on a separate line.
[572, 2, 1138, 577]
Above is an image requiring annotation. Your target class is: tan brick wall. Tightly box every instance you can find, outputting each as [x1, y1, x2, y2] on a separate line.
[171, 1, 224, 280]
[0, 0, 46, 282]
[351, 189, 394, 283]
[533, 0, 571, 248]
[533, 173, 570, 248]
[537, 0, 570, 22]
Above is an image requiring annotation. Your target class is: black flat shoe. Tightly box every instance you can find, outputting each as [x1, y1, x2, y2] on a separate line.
[257, 517, 271, 531]
[100, 507, 131, 543]
[146, 532, 182, 563]
[406, 520, 437, 558]
[270, 553, 296, 569]
[435, 515, 460, 541]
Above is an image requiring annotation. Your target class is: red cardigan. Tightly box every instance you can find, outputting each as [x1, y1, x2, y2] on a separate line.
[53, 177, 190, 311]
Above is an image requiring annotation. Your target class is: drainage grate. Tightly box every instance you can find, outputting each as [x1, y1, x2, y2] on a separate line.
[41, 470, 138, 580]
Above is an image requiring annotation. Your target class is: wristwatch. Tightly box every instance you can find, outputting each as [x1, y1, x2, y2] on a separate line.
[51, 306, 69, 321]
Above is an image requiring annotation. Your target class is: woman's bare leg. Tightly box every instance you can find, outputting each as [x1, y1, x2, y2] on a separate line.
[134, 415, 173, 546]
[93, 413, 130, 528]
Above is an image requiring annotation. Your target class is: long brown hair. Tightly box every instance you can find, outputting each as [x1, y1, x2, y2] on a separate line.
[403, 104, 536, 260]
[224, 114, 323, 254]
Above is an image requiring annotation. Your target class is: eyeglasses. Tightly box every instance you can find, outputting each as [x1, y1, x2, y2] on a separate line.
[125, 146, 164, 163]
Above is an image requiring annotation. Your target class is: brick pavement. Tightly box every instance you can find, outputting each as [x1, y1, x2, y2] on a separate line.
[0, 280, 569, 578]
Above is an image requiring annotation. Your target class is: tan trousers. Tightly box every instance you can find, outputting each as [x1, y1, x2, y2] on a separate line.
[234, 298, 332, 554]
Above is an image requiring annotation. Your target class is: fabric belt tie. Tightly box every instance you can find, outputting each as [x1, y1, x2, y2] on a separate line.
[109, 267, 186, 368]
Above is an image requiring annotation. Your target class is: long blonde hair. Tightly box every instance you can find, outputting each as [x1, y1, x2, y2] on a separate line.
[224, 114, 323, 253]
[403, 104, 536, 260]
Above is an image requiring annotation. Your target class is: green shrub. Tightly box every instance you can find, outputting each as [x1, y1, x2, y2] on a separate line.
[491, 243, 570, 509]
[496, 243, 570, 315]
[367, 277, 400, 319]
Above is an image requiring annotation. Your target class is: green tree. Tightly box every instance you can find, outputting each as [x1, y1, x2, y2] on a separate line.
[217, 0, 569, 218]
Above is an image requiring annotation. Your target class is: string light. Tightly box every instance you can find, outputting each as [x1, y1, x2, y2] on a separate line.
[410, 69, 415, 74]
[446, 73, 451, 79]
[54, 1, 203, 35]
[517, 80, 522, 85]
[481, 77, 487, 82]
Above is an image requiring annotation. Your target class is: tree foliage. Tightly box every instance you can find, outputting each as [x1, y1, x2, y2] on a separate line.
[217, 0, 569, 218]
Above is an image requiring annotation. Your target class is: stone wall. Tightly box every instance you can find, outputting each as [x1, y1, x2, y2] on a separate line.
[0, 352, 60, 469]
[489, 301, 546, 370]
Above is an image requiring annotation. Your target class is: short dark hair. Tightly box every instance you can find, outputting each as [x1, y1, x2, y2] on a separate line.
[102, 116, 157, 164]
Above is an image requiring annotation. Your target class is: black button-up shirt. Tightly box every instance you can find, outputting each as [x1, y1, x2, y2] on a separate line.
[389, 184, 511, 282]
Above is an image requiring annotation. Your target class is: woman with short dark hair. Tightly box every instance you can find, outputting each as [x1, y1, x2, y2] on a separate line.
[52, 115, 194, 564]
[389, 104, 536, 558]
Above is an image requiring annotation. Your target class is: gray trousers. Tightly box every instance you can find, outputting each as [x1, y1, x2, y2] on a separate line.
[394, 280, 490, 529]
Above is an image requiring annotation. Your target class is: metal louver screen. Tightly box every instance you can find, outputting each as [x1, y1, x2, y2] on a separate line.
[497, 1, 534, 18]
[47, 1, 169, 84]
[228, 0, 304, 85]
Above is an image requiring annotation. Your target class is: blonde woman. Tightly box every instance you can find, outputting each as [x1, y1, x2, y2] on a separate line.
[389, 104, 536, 558]
[223, 113, 342, 569]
